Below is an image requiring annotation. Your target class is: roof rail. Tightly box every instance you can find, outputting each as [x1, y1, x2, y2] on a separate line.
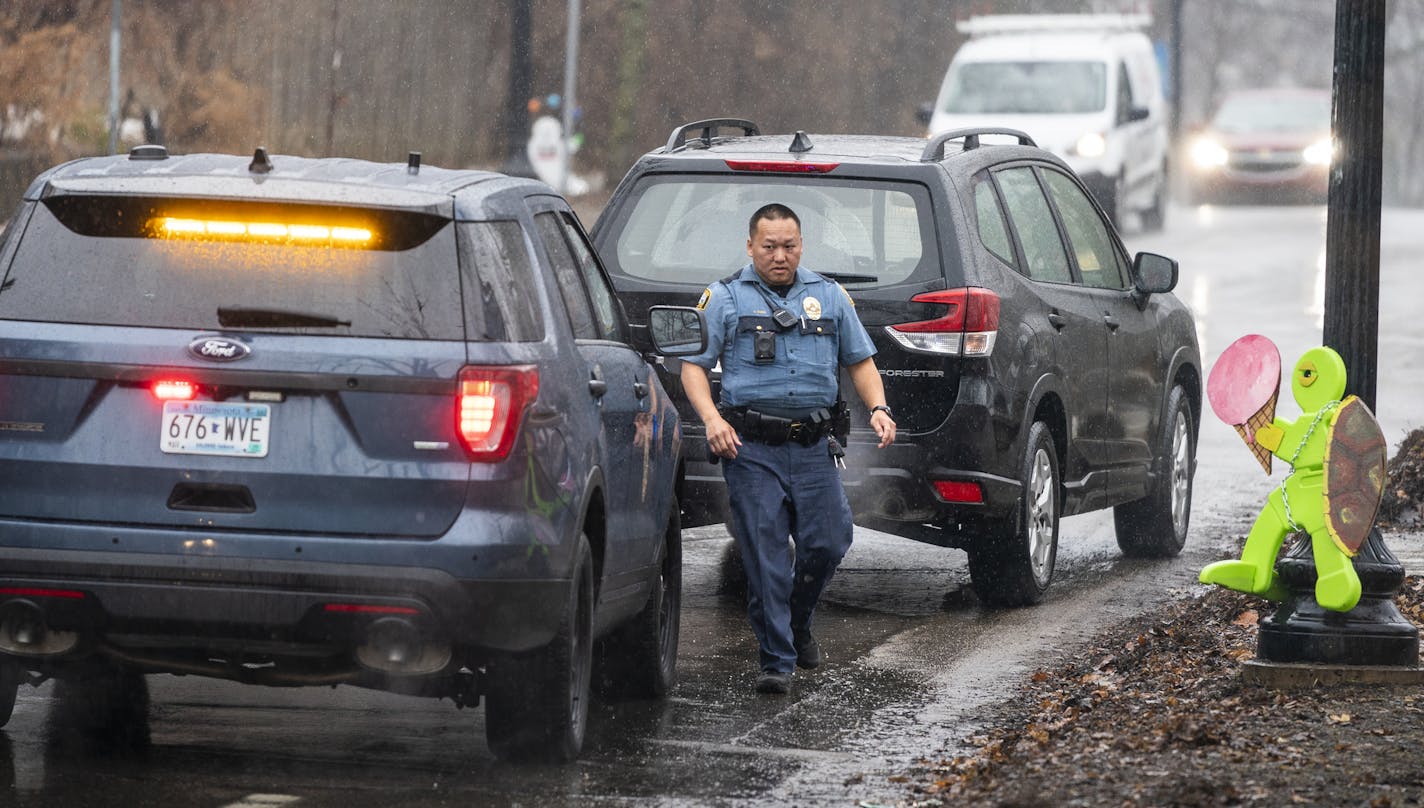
[664, 118, 761, 152]
[955, 13, 1151, 37]
[920, 128, 1037, 162]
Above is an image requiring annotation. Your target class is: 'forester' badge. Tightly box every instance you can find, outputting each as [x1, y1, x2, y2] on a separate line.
[802, 296, 822, 320]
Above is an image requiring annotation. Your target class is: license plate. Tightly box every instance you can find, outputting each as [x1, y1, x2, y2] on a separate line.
[160, 401, 272, 458]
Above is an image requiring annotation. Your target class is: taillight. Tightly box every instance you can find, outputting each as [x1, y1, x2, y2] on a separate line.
[152, 379, 197, 400]
[724, 159, 840, 174]
[885, 288, 1000, 356]
[323, 603, 421, 615]
[0, 586, 86, 599]
[933, 480, 984, 504]
[457, 365, 539, 462]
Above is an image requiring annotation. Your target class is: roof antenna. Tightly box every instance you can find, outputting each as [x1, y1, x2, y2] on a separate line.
[248, 147, 273, 174]
[789, 131, 814, 153]
[407, 151, 422, 174]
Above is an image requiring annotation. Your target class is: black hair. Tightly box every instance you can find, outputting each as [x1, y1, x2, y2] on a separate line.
[748, 203, 801, 237]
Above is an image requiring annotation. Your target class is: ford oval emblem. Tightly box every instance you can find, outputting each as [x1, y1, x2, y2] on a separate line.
[188, 336, 251, 362]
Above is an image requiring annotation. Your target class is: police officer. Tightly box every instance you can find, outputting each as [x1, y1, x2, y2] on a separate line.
[681, 203, 896, 695]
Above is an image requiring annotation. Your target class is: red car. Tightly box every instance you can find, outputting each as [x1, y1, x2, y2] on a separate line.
[1186, 88, 1332, 204]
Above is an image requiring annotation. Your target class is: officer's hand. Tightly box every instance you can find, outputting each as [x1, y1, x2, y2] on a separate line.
[705, 415, 742, 460]
[870, 410, 896, 449]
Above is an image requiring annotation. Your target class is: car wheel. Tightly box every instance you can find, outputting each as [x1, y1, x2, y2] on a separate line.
[1101, 172, 1125, 229]
[1114, 385, 1195, 558]
[968, 421, 1059, 607]
[51, 662, 151, 747]
[596, 498, 681, 698]
[485, 532, 594, 763]
[0, 660, 22, 728]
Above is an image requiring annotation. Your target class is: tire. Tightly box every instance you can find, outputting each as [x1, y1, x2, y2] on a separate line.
[0, 660, 21, 728]
[597, 498, 682, 698]
[968, 421, 1060, 607]
[51, 662, 150, 748]
[1101, 172, 1125, 229]
[485, 533, 594, 763]
[1114, 385, 1195, 557]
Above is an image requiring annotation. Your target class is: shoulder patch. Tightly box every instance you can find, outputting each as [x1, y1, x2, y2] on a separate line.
[695, 287, 712, 310]
[838, 282, 855, 307]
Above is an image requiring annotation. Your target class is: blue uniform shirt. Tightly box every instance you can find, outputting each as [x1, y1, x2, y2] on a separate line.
[689, 264, 876, 412]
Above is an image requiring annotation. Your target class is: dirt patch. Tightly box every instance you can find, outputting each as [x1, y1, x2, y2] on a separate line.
[897, 433, 1424, 807]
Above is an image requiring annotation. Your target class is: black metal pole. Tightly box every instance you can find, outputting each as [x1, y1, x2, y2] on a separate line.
[1323, 0, 1384, 409]
[501, 0, 535, 178]
[1256, 0, 1418, 670]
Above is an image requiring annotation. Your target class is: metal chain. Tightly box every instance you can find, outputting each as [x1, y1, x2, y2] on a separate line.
[1278, 399, 1340, 531]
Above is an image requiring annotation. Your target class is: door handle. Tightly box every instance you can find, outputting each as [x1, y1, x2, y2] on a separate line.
[588, 379, 608, 397]
[1103, 314, 1120, 331]
[633, 382, 649, 399]
[1047, 312, 1066, 330]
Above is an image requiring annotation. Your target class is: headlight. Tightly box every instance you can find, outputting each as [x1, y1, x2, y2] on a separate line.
[1302, 137, 1334, 166]
[1190, 137, 1229, 169]
[1074, 132, 1107, 158]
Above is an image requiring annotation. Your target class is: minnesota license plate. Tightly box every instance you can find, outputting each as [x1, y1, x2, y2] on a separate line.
[160, 401, 271, 458]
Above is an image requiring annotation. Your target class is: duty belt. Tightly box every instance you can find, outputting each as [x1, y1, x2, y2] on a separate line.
[720, 406, 832, 446]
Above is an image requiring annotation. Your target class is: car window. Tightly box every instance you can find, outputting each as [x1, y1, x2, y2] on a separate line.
[457, 221, 545, 342]
[1042, 170, 1128, 290]
[994, 167, 1071, 284]
[941, 61, 1106, 115]
[534, 211, 599, 340]
[972, 174, 1016, 268]
[556, 212, 625, 342]
[609, 176, 935, 287]
[0, 196, 464, 339]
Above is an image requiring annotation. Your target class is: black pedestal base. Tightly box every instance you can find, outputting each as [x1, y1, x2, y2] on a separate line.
[1257, 527, 1418, 667]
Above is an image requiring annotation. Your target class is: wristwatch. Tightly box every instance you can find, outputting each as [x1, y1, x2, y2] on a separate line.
[870, 405, 894, 419]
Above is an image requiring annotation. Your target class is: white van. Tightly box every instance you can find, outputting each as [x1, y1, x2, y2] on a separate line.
[921, 14, 1170, 231]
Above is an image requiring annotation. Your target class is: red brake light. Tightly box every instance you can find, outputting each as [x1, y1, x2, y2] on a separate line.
[0, 586, 86, 600]
[724, 159, 840, 174]
[886, 288, 1000, 356]
[458, 365, 539, 462]
[152, 379, 197, 400]
[933, 480, 984, 504]
[323, 603, 421, 615]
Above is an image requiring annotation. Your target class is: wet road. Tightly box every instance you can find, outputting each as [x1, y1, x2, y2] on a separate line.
[5, 204, 1423, 807]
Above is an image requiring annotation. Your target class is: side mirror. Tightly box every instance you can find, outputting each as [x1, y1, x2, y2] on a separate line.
[1133, 251, 1178, 296]
[1126, 105, 1151, 124]
[916, 102, 934, 127]
[647, 305, 707, 356]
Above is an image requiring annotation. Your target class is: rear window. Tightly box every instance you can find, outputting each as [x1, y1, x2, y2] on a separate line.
[606, 176, 937, 288]
[0, 196, 467, 340]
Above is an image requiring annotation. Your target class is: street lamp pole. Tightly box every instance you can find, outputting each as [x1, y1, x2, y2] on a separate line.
[560, 0, 582, 195]
[107, 0, 121, 155]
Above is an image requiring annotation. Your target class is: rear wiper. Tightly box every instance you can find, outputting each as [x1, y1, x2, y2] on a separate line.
[817, 271, 879, 284]
[217, 307, 352, 328]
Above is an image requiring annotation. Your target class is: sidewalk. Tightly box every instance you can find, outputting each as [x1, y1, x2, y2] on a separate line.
[899, 528, 1424, 807]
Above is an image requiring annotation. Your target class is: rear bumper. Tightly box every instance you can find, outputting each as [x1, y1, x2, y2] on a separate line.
[0, 515, 574, 668]
[677, 391, 1022, 547]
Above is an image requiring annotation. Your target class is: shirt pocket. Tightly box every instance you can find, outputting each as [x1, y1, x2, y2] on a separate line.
[734, 316, 779, 367]
[798, 318, 839, 367]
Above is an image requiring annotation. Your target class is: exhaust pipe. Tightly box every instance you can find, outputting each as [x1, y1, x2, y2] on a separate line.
[0, 600, 80, 657]
[356, 617, 450, 675]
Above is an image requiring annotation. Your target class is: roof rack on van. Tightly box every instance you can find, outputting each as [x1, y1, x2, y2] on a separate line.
[920, 127, 1036, 162]
[955, 13, 1151, 36]
[663, 118, 761, 153]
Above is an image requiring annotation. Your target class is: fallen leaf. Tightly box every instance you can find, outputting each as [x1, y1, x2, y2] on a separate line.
[1232, 609, 1259, 627]
[1327, 713, 1352, 724]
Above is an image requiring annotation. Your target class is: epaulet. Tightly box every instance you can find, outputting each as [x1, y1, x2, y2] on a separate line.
[697, 272, 742, 310]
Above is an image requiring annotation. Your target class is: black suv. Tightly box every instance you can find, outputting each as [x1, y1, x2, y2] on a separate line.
[591, 119, 1200, 606]
[0, 148, 685, 762]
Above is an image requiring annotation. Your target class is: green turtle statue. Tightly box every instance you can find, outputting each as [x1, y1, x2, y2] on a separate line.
[1200, 342, 1387, 613]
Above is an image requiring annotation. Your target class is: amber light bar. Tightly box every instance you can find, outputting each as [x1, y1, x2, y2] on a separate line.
[155, 217, 373, 245]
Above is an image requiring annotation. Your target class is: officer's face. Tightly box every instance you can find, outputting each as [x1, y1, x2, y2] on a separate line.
[747, 217, 802, 287]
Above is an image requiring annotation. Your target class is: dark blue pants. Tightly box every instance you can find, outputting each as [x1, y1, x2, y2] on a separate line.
[723, 437, 854, 674]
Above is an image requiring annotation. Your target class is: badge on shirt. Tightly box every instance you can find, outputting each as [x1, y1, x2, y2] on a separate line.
[802, 296, 822, 320]
[695, 287, 712, 310]
[838, 283, 855, 307]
